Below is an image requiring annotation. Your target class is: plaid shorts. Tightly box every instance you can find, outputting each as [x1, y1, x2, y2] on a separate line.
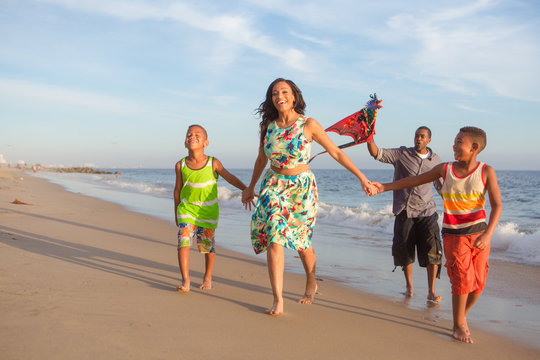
[177, 223, 216, 253]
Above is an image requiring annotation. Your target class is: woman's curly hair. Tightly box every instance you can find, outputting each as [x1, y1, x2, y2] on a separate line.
[255, 78, 306, 145]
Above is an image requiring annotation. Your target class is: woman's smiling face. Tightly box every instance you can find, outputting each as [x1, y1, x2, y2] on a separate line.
[272, 81, 295, 113]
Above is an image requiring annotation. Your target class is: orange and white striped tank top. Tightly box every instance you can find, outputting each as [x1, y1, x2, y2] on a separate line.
[441, 162, 487, 235]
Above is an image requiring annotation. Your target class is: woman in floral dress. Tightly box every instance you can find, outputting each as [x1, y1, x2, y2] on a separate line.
[242, 78, 375, 315]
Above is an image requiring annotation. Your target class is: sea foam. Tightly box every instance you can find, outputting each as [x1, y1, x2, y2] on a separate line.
[491, 222, 540, 265]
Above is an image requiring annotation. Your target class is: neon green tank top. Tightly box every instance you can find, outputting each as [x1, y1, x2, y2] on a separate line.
[177, 156, 219, 229]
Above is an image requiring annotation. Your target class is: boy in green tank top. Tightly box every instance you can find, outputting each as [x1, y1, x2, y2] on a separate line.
[174, 124, 249, 292]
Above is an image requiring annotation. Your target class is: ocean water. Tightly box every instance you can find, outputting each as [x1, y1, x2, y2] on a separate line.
[35, 168, 540, 347]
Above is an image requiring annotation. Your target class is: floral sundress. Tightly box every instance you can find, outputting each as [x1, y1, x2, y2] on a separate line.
[250, 116, 319, 254]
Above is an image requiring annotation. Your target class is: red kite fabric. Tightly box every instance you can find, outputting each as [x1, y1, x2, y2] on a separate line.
[309, 94, 383, 162]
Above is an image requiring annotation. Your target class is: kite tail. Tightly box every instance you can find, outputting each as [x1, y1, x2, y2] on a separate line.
[308, 150, 327, 163]
[308, 140, 360, 163]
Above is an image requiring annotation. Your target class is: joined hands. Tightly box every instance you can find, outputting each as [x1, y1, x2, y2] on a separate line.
[363, 181, 384, 196]
[241, 188, 257, 210]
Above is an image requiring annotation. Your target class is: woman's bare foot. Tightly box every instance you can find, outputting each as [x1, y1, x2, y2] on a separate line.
[176, 281, 190, 292]
[427, 293, 441, 303]
[265, 299, 283, 316]
[199, 279, 212, 290]
[298, 283, 318, 304]
[452, 324, 473, 343]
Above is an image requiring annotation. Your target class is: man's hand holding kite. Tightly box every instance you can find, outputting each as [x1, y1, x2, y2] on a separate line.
[310, 94, 383, 162]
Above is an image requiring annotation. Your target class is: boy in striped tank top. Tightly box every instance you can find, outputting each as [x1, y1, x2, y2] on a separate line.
[174, 125, 249, 292]
[373, 127, 502, 344]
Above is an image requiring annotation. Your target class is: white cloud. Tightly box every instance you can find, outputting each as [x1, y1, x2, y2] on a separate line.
[22, 1, 540, 102]
[290, 31, 331, 47]
[456, 104, 496, 114]
[428, 0, 493, 22]
[236, 0, 540, 102]
[39, 0, 310, 71]
[385, 0, 540, 101]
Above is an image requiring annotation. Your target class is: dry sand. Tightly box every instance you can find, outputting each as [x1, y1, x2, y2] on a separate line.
[1, 167, 538, 359]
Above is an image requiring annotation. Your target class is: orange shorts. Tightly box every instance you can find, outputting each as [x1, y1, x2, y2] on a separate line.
[443, 233, 490, 295]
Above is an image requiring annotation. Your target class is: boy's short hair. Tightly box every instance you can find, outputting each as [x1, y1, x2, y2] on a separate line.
[187, 124, 208, 139]
[460, 126, 486, 152]
[416, 126, 432, 139]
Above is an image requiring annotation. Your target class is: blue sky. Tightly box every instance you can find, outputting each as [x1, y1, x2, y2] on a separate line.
[1, 0, 539, 170]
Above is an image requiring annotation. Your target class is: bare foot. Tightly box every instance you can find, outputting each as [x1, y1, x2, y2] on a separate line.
[265, 299, 283, 316]
[427, 293, 441, 303]
[453, 322, 471, 336]
[402, 286, 413, 297]
[298, 283, 318, 304]
[176, 281, 190, 292]
[199, 280, 212, 290]
[452, 324, 473, 344]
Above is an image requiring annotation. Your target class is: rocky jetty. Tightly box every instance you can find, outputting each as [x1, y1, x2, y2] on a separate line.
[53, 167, 112, 174]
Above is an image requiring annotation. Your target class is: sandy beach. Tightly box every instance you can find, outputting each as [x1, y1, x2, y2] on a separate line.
[1, 167, 538, 360]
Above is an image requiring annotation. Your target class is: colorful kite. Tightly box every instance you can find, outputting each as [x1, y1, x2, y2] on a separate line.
[309, 93, 383, 162]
